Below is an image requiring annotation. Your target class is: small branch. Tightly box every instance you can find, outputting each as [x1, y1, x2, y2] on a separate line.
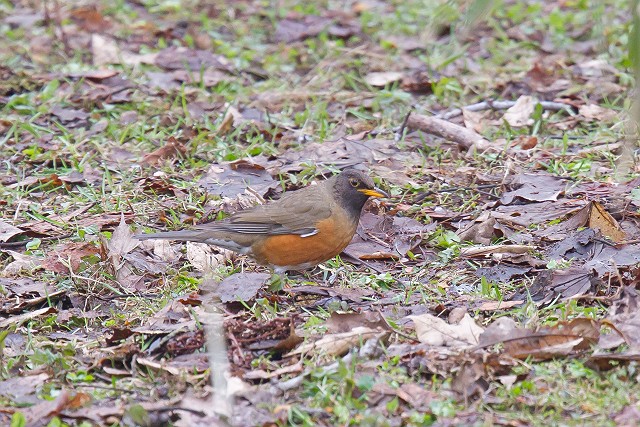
[374, 308, 416, 341]
[0, 233, 74, 249]
[405, 112, 490, 151]
[413, 183, 499, 203]
[395, 109, 413, 142]
[436, 100, 577, 120]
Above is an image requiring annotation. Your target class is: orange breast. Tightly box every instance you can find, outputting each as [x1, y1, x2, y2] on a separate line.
[251, 215, 357, 269]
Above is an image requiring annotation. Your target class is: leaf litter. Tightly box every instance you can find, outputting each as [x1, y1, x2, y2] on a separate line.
[1, 0, 640, 425]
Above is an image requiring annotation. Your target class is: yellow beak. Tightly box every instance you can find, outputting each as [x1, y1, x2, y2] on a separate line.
[358, 187, 389, 198]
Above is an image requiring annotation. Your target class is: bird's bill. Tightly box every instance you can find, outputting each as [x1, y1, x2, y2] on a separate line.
[358, 187, 389, 198]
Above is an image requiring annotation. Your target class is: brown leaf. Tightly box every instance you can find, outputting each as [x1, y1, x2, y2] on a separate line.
[50, 106, 89, 123]
[273, 16, 332, 43]
[107, 215, 138, 257]
[599, 287, 640, 351]
[461, 108, 489, 133]
[106, 214, 141, 289]
[186, 242, 232, 273]
[8, 173, 65, 190]
[589, 201, 626, 243]
[511, 267, 598, 304]
[0, 278, 64, 314]
[92, 34, 158, 66]
[141, 137, 187, 166]
[460, 244, 534, 258]
[172, 68, 228, 87]
[579, 104, 618, 122]
[198, 160, 277, 198]
[479, 317, 600, 360]
[17, 390, 75, 425]
[540, 201, 625, 243]
[243, 361, 304, 380]
[0, 250, 43, 277]
[154, 47, 232, 72]
[0, 306, 57, 328]
[0, 373, 49, 404]
[214, 272, 270, 303]
[70, 6, 111, 32]
[613, 405, 640, 427]
[474, 264, 531, 283]
[512, 135, 538, 150]
[501, 173, 568, 204]
[451, 357, 489, 398]
[42, 242, 100, 274]
[324, 311, 387, 334]
[0, 220, 23, 242]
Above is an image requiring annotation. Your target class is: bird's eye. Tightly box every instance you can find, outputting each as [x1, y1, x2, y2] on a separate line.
[349, 178, 359, 187]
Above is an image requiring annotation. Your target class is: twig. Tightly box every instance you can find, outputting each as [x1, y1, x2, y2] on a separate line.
[413, 184, 499, 203]
[150, 406, 207, 417]
[374, 308, 416, 341]
[405, 112, 490, 151]
[275, 351, 355, 392]
[48, 0, 71, 56]
[611, 239, 640, 246]
[395, 109, 413, 142]
[436, 100, 577, 120]
[0, 233, 74, 249]
[568, 285, 622, 303]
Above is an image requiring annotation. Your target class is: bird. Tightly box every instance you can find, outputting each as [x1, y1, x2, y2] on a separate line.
[135, 169, 388, 273]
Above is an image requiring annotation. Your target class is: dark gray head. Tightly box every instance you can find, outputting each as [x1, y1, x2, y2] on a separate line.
[331, 169, 388, 219]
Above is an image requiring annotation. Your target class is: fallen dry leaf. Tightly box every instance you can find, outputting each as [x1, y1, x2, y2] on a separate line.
[186, 242, 232, 273]
[42, 242, 100, 274]
[588, 201, 626, 243]
[106, 214, 141, 289]
[1, 250, 42, 277]
[409, 312, 484, 348]
[0, 278, 64, 314]
[198, 160, 277, 198]
[479, 317, 600, 360]
[214, 272, 270, 303]
[0, 373, 50, 405]
[365, 71, 404, 87]
[475, 300, 524, 311]
[501, 173, 568, 204]
[460, 244, 534, 258]
[290, 326, 386, 357]
[0, 306, 57, 328]
[141, 136, 187, 166]
[599, 286, 640, 351]
[579, 104, 618, 122]
[0, 220, 23, 242]
[324, 311, 387, 333]
[243, 361, 305, 380]
[503, 95, 535, 127]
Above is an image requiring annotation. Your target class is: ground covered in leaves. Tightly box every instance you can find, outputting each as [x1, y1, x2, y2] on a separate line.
[1, 0, 640, 426]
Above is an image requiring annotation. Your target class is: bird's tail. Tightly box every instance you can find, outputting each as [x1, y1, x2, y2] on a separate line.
[134, 230, 211, 243]
[134, 230, 248, 253]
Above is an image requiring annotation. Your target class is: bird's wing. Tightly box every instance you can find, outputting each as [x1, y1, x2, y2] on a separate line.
[194, 186, 333, 236]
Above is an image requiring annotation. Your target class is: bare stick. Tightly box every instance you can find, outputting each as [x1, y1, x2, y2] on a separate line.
[406, 112, 490, 151]
[436, 100, 576, 120]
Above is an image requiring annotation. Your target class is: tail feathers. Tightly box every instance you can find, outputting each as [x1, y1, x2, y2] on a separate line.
[134, 231, 249, 254]
[134, 230, 212, 243]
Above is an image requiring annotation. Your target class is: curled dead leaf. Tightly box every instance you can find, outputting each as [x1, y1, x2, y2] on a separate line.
[409, 312, 484, 348]
[289, 326, 387, 357]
